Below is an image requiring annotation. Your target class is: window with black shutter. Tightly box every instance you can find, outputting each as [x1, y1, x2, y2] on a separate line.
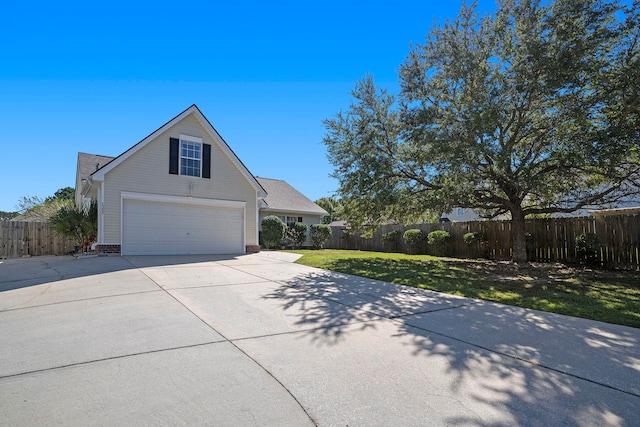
[169, 136, 211, 179]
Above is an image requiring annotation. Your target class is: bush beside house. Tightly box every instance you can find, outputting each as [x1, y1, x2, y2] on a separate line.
[262, 215, 287, 249]
[286, 222, 309, 248]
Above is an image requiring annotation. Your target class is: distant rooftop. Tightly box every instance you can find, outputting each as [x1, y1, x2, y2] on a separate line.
[77, 152, 115, 182]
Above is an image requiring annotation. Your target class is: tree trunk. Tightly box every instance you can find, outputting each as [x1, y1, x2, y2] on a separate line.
[511, 207, 528, 263]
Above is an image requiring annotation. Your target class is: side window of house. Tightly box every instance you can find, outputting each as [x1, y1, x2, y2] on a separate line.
[280, 216, 303, 228]
[457, 208, 465, 216]
[169, 135, 211, 179]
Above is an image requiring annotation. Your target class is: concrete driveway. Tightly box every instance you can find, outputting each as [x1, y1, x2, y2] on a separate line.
[1, 253, 638, 426]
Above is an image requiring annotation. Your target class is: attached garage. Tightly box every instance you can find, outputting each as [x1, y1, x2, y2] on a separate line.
[84, 106, 266, 256]
[121, 194, 245, 256]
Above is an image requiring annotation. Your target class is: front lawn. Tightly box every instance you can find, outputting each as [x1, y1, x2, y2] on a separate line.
[286, 249, 640, 328]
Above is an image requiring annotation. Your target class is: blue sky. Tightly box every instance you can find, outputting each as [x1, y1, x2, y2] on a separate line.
[0, 0, 497, 212]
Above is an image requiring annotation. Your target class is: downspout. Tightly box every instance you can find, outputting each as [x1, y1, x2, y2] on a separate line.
[256, 191, 261, 247]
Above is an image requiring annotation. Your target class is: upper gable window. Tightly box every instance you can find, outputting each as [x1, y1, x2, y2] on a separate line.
[169, 135, 211, 179]
[180, 139, 202, 177]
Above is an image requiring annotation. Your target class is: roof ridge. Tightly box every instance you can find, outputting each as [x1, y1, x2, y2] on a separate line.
[255, 176, 284, 182]
[78, 152, 115, 157]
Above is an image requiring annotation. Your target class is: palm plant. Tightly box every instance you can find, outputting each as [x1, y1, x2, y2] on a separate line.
[49, 200, 98, 252]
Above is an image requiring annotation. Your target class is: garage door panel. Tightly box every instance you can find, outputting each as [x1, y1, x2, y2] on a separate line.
[122, 199, 243, 255]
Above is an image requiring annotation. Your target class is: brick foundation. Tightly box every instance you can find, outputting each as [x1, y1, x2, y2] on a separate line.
[94, 244, 258, 255]
[94, 244, 121, 255]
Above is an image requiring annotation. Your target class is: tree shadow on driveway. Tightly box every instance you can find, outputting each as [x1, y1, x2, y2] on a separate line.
[261, 267, 468, 346]
[262, 268, 640, 426]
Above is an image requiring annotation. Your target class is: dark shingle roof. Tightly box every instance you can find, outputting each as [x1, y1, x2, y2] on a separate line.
[256, 177, 328, 216]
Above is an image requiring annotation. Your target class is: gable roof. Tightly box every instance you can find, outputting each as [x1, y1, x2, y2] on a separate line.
[90, 104, 266, 197]
[256, 177, 328, 216]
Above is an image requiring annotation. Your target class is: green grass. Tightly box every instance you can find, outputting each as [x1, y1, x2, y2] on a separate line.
[286, 249, 640, 328]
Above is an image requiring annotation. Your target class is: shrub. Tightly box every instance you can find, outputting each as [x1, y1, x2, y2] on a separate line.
[261, 216, 287, 249]
[49, 200, 98, 252]
[285, 222, 308, 248]
[463, 231, 488, 258]
[427, 230, 450, 246]
[382, 230, 401, 252]
[463, 231, 486, 246]
[403, 229, 424, 254]
[427, 230, 451, 256]
[310, 223, 332, 248]
[576, 233, 601, 266]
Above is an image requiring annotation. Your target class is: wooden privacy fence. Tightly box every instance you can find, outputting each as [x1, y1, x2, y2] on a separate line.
[325, 215, 640, 270]
[0, 221, 77, 258]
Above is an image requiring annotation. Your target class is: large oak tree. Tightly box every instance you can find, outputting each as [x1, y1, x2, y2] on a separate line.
[324, 0, 640, 262]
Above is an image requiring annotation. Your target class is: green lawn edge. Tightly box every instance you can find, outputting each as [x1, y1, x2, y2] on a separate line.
[285, 249, 640, 329]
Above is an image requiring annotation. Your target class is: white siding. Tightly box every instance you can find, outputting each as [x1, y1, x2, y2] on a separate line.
[101, 113, 258, 245]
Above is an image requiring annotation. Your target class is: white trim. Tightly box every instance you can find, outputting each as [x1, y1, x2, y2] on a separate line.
[260, 207, 328, 216]
[256, 191, 260, 245]
[179, 134, 202, 143]
[120, 191, 246, 209]
[98, 181, 105, 244]
[242, 206, 247, 252]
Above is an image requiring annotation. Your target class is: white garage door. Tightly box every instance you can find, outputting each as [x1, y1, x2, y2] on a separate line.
[122, 199, 244, 255]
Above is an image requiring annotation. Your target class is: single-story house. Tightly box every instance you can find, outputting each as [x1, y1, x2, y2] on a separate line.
[256, 177, 328, 246]
[75, 104, 327, 255]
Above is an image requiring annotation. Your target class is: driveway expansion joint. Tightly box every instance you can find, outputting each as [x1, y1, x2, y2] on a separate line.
[129, 259, 319, 427]
[228, 317, 387, 344]
[159, 279, 273, 291]
[387, 303, 474, 319]
[0, 289, 162, 313]
[0, 340, 226, 381]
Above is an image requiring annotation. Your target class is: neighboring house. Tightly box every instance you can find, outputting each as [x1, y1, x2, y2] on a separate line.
[76, 104, 325, 255]
[75, 153, 116, 209]
[256, 177, 328, 245]
[440, 207, 484, 222]
[588, 206, 640, 218]
[442, 195, 640, 221]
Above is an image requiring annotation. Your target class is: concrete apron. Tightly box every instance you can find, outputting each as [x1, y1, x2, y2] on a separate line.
[0, 253, 638, 426]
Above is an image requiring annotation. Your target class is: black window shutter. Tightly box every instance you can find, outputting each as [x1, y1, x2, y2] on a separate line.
[202, 143, 211, 179]
[169, 138, 179, 175]
[298, 217, 303, 223]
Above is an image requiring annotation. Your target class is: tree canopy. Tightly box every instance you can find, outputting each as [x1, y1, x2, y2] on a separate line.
[45, 187, 75, 203]
[323, 0, 640, 262]
[13, 187, 76, 222]
[315, 196, 345, 224]
[0, 211, 19, 221]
